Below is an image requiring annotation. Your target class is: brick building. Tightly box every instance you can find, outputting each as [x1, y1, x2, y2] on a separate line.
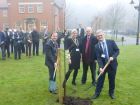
[0, 0, 65, 32]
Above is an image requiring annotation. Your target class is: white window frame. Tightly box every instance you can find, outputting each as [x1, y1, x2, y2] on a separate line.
[37, 4, 43, 13]
[3, 9, 8, 17]
[28, 5, 34, 13]
[40, 20, 47, 31]
[19, 5, 25, 13]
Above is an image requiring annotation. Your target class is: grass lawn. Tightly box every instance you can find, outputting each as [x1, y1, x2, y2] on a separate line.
[0, 45, 140, 105]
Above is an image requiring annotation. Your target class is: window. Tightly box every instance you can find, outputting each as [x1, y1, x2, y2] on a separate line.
[40, 20, 47, 31]
[19, 5, 25, 13]
[28, 5, 34, 13]
[3, 10, 8, 17]
[37, 4, 43, 13]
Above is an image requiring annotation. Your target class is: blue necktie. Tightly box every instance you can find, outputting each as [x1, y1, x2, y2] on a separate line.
[102, 42, 109, 60]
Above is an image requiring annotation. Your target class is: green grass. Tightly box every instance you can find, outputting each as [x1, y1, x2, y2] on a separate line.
[0, 45, 140, 105]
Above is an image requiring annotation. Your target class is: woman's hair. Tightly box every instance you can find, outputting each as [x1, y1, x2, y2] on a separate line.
[71, 29, 77, 33]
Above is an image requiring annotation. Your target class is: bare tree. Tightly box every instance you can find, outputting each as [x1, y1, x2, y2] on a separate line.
[91, 16, 103, 33]
[65, 3, 75, 29]
[103, 2, 126, 39]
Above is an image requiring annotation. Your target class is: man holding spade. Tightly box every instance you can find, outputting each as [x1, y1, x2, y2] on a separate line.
[91, 30, 119, 99]
[45, 32, 58, 94]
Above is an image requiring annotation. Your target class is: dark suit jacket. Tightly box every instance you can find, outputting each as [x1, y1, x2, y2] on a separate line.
[45, 40, 58, 67]
[13, 32, 22, 46]
[80, 35, 98, 64]
[31, 30, 40, 42]
[95, 39, 119, 70]
[77, 28, 85, 37]
[0, 31, 5, 45]
[5, 31, 11, 45]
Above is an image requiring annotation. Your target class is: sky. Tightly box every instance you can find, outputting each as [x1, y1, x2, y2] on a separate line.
[66, 0, 132, 10]
[65, 0, 137, 28]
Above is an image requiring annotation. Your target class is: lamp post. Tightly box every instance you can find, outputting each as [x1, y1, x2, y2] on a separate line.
[130, 0, 140, 45]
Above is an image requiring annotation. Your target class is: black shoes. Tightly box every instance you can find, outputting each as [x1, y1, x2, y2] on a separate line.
[109, 93, 115, 99]
[91, 94, 100, 99]
[49, 91, 57, 94]
[91, 93, 115, 99]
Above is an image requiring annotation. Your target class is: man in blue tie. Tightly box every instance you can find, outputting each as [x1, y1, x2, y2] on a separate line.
[91, 29, 119, 99]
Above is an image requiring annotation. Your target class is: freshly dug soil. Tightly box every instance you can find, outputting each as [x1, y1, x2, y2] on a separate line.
[63, 96, 92, 105]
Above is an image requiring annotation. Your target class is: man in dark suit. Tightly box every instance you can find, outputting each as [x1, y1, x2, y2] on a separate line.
[77, 24, 85, 38]
[19, 28, 25, 53]
[4, 28, 11, 58]
[42, 26, 49, 54]
[25, 32, 32, 57]
[77, 24, 85, 43]
[13, 30, 22, 59]
[10, 29, 15, 53]
[91, 30, 119, 99]
[81, 27, 98, 85]
[45, 32, 58, 94]
[0, 28, 6, 60]
[31, 27, 40, 56]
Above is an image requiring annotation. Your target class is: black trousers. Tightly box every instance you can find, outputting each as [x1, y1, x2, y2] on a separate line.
[82, 61, 96, 84]
[95, 65, 117, 95]
[14, 44, 21, 59]
[21, 43, 25, 53]
[33, 41, 39, 56]
[47, 63, 56, 81]
[26, 43, 31, 57]
[11, 41, 14, 53]
[42, 41, 46, 54]
[65, 66, 78, 83]
[1, 45, 6, 60]
[5, 44, 10, 58]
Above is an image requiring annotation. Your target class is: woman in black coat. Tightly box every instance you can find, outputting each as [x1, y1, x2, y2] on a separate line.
[63, 29, 81, 87]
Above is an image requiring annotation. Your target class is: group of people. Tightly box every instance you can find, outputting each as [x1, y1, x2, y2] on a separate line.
[45, 26, 119, 100]
[0, 24, 120, 99]
[0, 27, 49, 60]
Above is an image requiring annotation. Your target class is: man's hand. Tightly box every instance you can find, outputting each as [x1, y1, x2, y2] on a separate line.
[99, 68, 104, 74]
[109, 57, 114, 61]
[68, 59, 71, 64]
[54, 62, 57, 68]
[94, 60, 97, 63]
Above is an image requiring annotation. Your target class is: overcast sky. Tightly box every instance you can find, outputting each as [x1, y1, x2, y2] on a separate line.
[65, 0, 137, 28]
[66, 0, 133, 10]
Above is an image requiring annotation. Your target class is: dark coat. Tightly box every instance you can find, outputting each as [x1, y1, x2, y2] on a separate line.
[80, 35, 98, 64]
[68, 38, 81, 69]
[13, 32, 22, 46]
[77, 28, 85, 37]
[45, 40, 58, 67]
[0, 31, 5, 46]
[95, 39, 119, 70]
[31, 30, 40, 42]
[4, 31, 11, 45]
